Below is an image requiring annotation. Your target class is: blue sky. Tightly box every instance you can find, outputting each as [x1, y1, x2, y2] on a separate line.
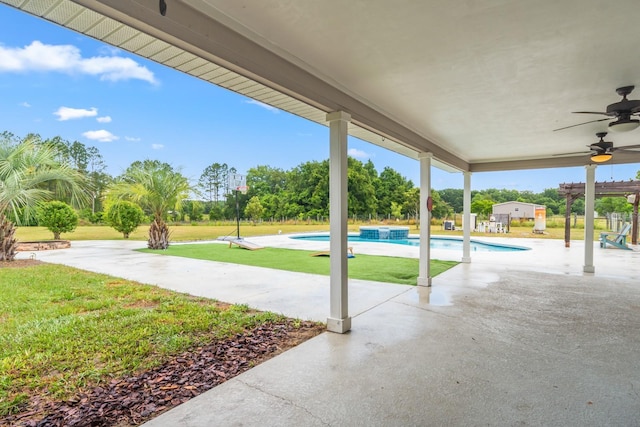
[1, 4, 639, 194]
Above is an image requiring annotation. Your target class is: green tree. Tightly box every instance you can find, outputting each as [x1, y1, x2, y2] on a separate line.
[390, 201, 403, 219]
[438, 188, 464, 213]
[106, 201, 146, 238]
[286, 160, 330, 218]
[246, 165, 287, 219]
[244, 196, 265, 223]
[247, 165, 287, 196]
[595, 197, 632, 217]
[430, 189, 453, 219]
[199, 163, 229, 203]
[470, 198, 495, 217]
[108, 160, 191, 249]
[224, 189, 250, 221]
[209, 203, 225, 221]
[571, 198, 585, 215]
[347, 157, 378, 217]
[377, 167, 413, 217]
[182, 200, 204, 221]
[0, 134, 88, 260]
[34, 136, 106, 210]
[68, 140, 89, 172]
[537, 188, 563, 215]
[36, 200, 79, 240]
[85, 145, 111, 214]
[403, 187, 420, 220]
[484, 189, 523, 204]
[403, 189, 453, 220]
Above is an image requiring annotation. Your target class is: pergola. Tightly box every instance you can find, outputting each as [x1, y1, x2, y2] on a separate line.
[5, 0, 640, 333]
[559, 181, 640, 246]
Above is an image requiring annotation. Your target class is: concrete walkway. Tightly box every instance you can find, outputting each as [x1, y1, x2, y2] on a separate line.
[27, 235, 640, 426]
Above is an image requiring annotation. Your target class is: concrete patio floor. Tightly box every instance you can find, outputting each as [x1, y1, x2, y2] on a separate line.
[26, 234, 640, 426]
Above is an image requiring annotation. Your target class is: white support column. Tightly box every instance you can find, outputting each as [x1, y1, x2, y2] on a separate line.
[583, 164, 596, 273]
[326, 111, 351, 333]
[417, 153, 432, 287]
[462, 171, 472, 263]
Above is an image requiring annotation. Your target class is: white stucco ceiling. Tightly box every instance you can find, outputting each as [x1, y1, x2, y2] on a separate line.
[6, 0, 640, 172]
[194, 0, 640, 170]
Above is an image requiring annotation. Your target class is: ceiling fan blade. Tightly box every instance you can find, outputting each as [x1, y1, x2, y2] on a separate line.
[571, 111, 612, 115]
[552, 151, 590, 157]
[612, 144, 640, 152]
[553, 117, 612, 132]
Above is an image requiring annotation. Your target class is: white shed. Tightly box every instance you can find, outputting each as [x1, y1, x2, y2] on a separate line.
[492, 202, 544, 220]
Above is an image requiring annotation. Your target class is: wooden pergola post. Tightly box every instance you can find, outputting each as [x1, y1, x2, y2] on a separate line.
[633, 192, 639, 245]
[563, 193, 581, 248]
[564, 194, 573, 248]
[559, 180, 640, 248]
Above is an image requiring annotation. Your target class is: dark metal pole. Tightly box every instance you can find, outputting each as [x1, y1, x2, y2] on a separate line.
[235, 190, 240, 239]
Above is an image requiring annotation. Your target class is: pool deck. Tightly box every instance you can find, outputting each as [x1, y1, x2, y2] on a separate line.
[24, 234, 640, 426]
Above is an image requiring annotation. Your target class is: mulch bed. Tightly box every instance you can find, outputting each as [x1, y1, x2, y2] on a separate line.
[1, 270, 325, 427]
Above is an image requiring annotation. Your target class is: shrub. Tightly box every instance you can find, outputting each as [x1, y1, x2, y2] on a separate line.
[90, 211, 104, 224]
[106, 201, 146, 238]
[209, 205, 224, 221]
[36, 201, 79, 240]
[80, 209, 104, 224]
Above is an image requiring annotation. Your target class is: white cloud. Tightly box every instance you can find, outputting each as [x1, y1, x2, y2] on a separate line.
[245, 99, 279, 113]
[19, 101, 31, 107]
[0, 41, 157, 84]
[54, 106, 97, 121]
[125, 136, 141, 142]
[348, 148, 371, 159]
[151, 143, 164, 150]
[82, 129, 118, 142]
[98, 45, 122, 56]
[96, 116, 112, 123]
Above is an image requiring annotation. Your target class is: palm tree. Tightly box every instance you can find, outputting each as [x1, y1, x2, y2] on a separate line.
[0, 135, 88, 261]
[108, 160, 191, 249]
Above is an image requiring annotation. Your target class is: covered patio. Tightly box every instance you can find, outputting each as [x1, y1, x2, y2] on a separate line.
[29, 237, 640, 425]
[6, 0, 640, 333]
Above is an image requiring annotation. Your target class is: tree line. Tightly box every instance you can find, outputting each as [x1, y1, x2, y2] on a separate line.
[1, 131, 638, 259]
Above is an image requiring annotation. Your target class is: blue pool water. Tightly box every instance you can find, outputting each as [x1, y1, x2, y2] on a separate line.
[290, 234, 530, 252]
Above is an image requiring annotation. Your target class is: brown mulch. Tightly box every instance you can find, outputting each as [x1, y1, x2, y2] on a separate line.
[2, 304, 324, 426]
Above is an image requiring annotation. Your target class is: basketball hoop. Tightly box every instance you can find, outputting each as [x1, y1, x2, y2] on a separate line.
[229, 173, 247, 240]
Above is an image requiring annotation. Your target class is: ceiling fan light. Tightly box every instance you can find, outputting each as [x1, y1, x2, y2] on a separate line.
[608, 119, 640, 132]
[591, 152, 612, 163]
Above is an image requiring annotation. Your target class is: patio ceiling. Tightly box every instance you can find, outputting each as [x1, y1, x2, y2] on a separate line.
[6, 0, 640, 172]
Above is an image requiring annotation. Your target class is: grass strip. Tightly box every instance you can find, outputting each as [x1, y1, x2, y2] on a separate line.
[0, 263, 284, 416]
[140, 243, 458, 285]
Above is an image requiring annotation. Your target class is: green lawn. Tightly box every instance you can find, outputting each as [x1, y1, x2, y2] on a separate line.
[15, 222, 601, 243]
[140, 243, 458, 285]
[0, 263, 285, 416]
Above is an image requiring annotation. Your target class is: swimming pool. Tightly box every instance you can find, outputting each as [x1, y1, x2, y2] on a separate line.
[290, 234, 530, 252]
